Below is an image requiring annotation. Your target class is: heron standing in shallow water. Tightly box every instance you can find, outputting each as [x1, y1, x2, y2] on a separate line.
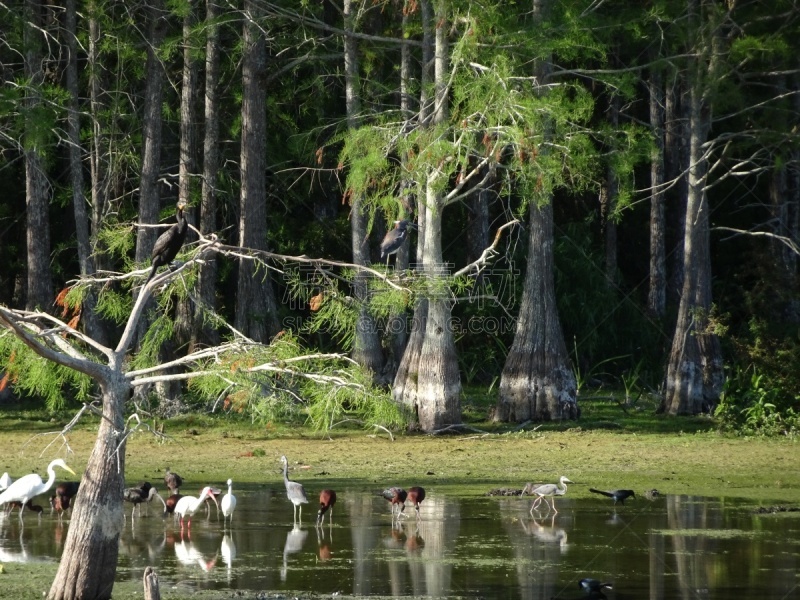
[524, 476, 573, 514]
[221, 479, 237, 527]
[281, 455, 308, 525]
[0, 459, 75, 521]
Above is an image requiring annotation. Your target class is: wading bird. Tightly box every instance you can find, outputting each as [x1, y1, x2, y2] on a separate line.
[405, 486, 426, 518]
[589, 488, 636, 505]
[5, 500, 43, 517]
[146, 200, 188, 285]
[579, 578, 613, 599]
[124, 483, 166, 519]
[50, 481, 80, 516]
[164, 493, 183, 517]
[379, 487, 408, 519]
[0, 459, 75, 521]
[281, 455, 308, 525]
[164, 467, 183, 495]
[316, 489, 336, 526]
[174, 486, 215, 531]
[525, 476, 573, 514]
[221, 479, 237, 527]
[0, 472, 12, 491]
[380, 220, 415, 265]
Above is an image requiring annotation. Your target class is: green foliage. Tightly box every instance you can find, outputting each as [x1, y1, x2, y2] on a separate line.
[715, 366, 800, 438]
[0, 333, 93, 410]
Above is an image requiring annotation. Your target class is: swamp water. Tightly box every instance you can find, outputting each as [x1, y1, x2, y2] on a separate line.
[1, 486, 798, 599]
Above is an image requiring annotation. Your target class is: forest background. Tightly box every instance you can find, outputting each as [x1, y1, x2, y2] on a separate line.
[0, 0, 799, 438]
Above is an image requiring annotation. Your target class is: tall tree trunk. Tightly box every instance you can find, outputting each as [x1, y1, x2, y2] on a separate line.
[414, 1, 461, 431]
[497, 200, 577, 421]
[236, 0, 280, 342]
[648, 62, 667, 318]
[87, 0, 107, 270]
[662, 0, 724, 414]
[48, 373, 129, 600]
[665, 74, 688, 305]
[196, 0, 221, 347]
[135, 0, 166, 270]
[417, 183, 461, 430]
[496, 0, 577, 423]
[65, 0, 105, 343]
[344, 0, 384, 377]
[393, 0, 435, 418]
[24, 0, 53, 311]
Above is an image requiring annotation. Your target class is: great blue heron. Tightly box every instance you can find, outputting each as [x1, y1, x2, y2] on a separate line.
[221, 479, 237, 527]
[589, 488, 636, 505]
[525, 476, 573, 514]
[379, 487, 407, 519]
[316, 489, 337, 526]
[281, 455, 308, 524]
[0, 459, 76, 521]
[147, 199, 189, 284]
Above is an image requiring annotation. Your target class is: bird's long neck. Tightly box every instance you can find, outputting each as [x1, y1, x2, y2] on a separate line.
[43, 464, 59, 494]
[283, 462, 290, 487]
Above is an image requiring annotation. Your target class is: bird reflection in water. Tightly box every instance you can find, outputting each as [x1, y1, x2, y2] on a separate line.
[316, 522, 333, 562]
[281, 525, 308, 581]
[520, 512, 568, 553]
[174, 533, 217, 573]
[220, 533, 236, 583]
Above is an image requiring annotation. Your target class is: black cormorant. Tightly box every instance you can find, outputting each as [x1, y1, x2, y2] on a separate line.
[146, 199, 188, 284]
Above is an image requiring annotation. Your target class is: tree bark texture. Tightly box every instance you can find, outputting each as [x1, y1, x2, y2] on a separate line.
[648, 63, 667, 318]
[48, 373, 129, 600]
[416, 188, 461, 431]
[196, 0, 221, 347]
[344, 0, 384, 377]
[24, 0, 54, 312]
[235, 0, 280, 342]
[135, 0, 166, 266]
[662, 7, 724, 414]
[497, 200, 577, 422]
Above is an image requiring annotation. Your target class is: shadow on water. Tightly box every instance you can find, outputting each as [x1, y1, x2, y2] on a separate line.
[1, 485, 799, 599]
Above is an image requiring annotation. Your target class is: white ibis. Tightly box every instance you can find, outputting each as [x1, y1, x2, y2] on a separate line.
[174, 486, 215, 530]
[316, 489, 336, 526]
[0, 459, 75, 520]
[221, 479, 237, 526]
[280, 455, 308, 525]
[526, 476, 573, 514]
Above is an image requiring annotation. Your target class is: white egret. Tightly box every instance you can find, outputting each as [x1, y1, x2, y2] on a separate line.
[281, 455, 308, 525]
[221, 479, 237, 526]
[174, 486, 214, 530]
[0, 459, 75, 520]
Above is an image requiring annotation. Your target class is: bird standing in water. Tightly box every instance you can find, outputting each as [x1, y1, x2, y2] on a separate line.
[146, 200, 188, 285]
[221, 479, 237, 527]
[50, 481, 80, 516]
[380, 487, 408, 519]
[174, 486, 215, 531]
[405, 486, 426, 518]
[281, 455, 308, 525]
[316, 489, 336, 526]
[164, 467, 183, 495]
[124, 483, 166, 519]
[589, 488, 636, 505]
[0, 459, 75, 521]
[525, 476, 573, 514]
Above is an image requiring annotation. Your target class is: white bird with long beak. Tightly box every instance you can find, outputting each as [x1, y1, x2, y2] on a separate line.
[174, 486, 215, 531]
[221, 479, 237, 527]
[0, 459, 76, 520]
